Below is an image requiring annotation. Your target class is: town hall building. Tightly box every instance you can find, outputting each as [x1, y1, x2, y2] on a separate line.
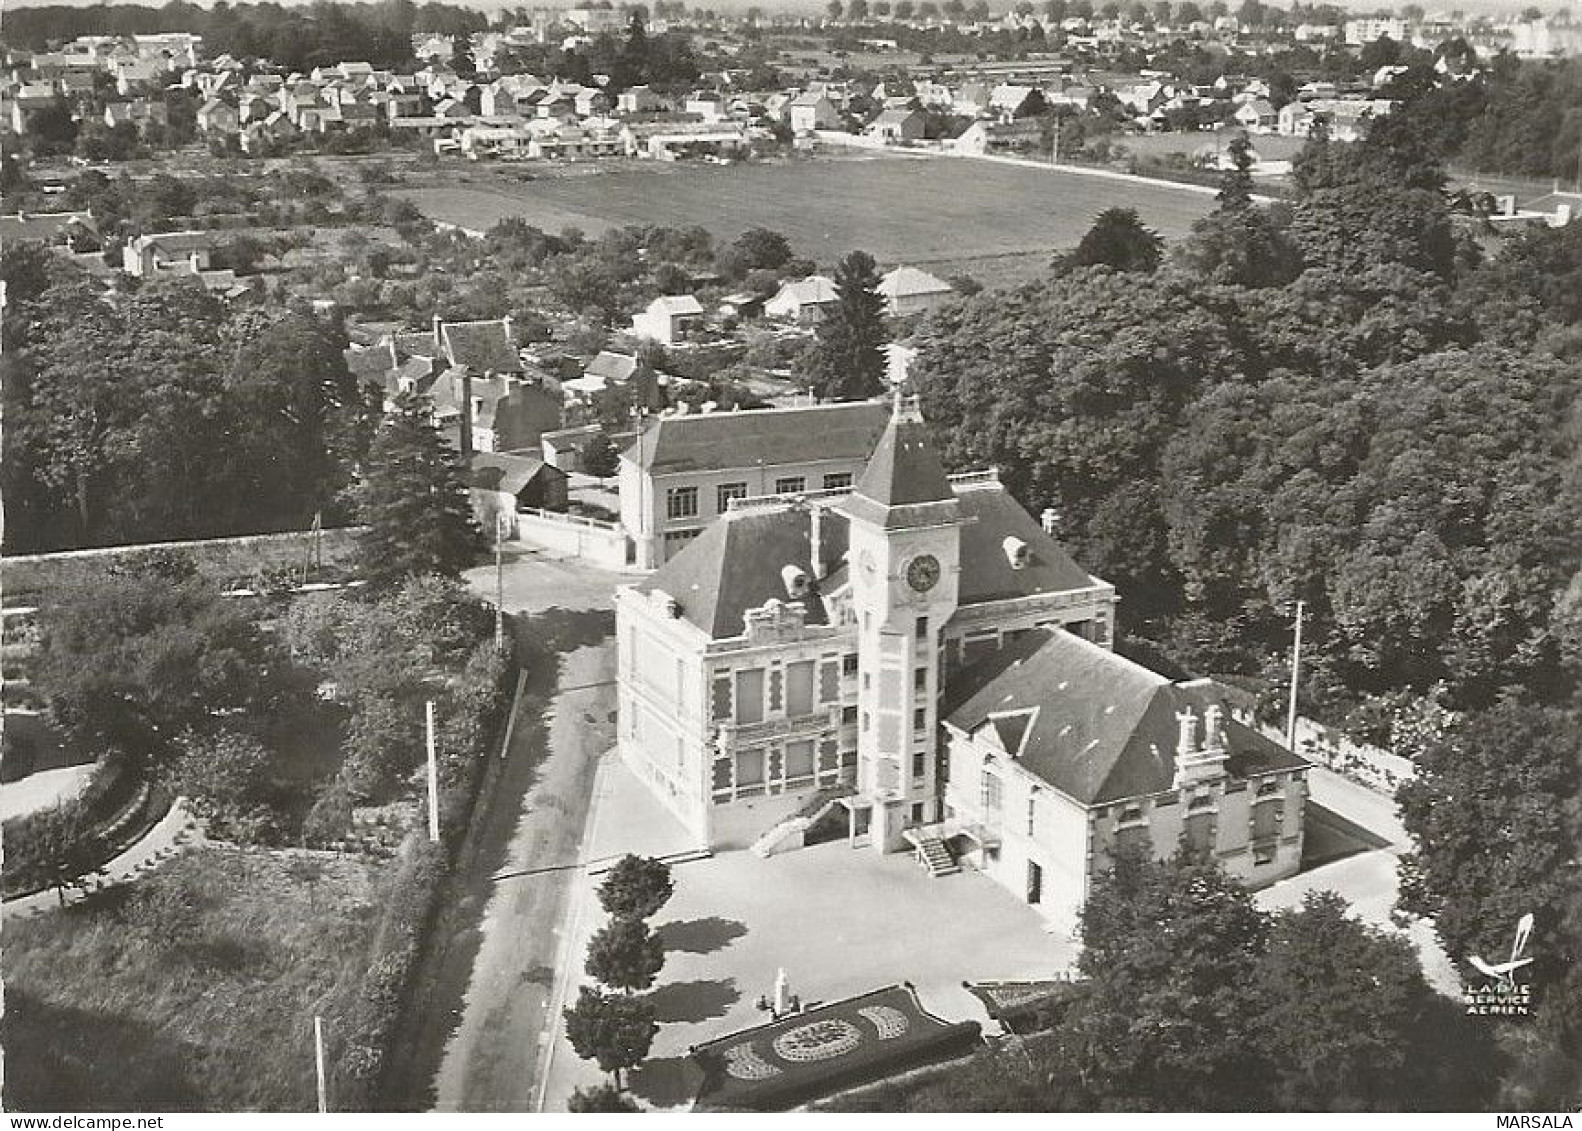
[614, 395, 1308, 927]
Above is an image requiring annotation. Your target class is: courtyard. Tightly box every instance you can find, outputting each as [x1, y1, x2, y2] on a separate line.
[540, 755, 1078, 1111]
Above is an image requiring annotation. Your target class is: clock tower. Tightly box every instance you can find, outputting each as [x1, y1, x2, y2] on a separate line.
[836, 393, 962, 853]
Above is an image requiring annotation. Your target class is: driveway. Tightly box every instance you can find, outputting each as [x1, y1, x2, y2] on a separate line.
[1255, 764, 1459, 995]
[383, 544, 628, 1111]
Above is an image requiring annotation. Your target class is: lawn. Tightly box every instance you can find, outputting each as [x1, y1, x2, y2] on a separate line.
[395, 152, 1217, 271]
[2, 847, 393, 1112]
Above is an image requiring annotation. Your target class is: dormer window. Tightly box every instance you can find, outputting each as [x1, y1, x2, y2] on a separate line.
[1003, 535, 1029, 570]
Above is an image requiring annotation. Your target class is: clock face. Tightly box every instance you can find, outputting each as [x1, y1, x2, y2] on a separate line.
[906, 554, 941, 593]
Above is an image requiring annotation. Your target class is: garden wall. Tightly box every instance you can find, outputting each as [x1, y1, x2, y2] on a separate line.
[514, 508, 630, 570]
[1, 527, 366, 607]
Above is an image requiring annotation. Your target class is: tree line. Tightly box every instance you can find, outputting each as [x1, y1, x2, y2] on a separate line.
[909, 122, 1582, 1109]
[1, 271, 374, 554]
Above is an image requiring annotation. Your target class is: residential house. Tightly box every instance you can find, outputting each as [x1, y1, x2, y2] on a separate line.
[197, 98, 240, 133]
[471, 452, 570, 535]
[864, 106, 926, 144]
[878, 266, 954, 317]
[1233, 98, 1277, 132]
[763, 275, 839, 323]
[121, 230, 222, 277]
[631, 294, 706, 345]
[788, 91, 841, 134]
[952, 117, 1046, 156]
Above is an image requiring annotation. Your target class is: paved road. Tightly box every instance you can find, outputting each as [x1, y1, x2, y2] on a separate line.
[390, 544, 626, 1112]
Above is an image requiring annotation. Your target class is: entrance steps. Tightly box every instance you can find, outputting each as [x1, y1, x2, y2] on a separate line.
[916, 836, 959, 877]
[749, 788, 854, 858]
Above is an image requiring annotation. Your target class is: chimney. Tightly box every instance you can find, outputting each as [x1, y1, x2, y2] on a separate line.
[809, 504, 824, 578]
[1040, 507, 1059, 536]
[1176, 707, 1198, 758]
[458, 367, 474, 456]
[432, 313, 443, 349]
[1203, 703, 1224, 751]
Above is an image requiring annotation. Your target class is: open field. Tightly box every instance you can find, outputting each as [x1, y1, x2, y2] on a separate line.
[2, 847, 390, 1111]
[396, 152, 1218, 272]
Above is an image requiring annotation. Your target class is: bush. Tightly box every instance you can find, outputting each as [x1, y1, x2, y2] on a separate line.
[585, 916, 666, 992]
[562, 987, 657, 1083]
[597, 855, 674, 920]
[567, 1083, 641, 1112]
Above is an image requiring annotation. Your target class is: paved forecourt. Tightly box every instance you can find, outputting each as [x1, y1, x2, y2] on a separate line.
[541, 754, 1077, 1111]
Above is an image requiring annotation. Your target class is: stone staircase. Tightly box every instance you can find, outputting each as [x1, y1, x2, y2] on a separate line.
[916, 836, 959, 877]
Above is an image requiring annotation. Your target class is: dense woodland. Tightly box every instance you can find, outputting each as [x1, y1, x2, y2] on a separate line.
[906, 124, 1582, 1109]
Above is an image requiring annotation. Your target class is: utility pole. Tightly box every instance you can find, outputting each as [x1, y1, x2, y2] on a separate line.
[314, 1015, 328, 1114]
[1285, 599, 1306, 753]
[494, 514, 506, 652]
[425, 699, 440, 843]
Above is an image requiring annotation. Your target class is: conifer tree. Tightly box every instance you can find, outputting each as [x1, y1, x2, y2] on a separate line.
[356, 390, 481, 589]
[807, 249, 888, 402]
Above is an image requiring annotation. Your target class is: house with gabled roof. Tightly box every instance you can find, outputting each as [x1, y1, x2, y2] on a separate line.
[631, 294, 706, 345]
[763, 275, 839, 323]
[878, 265, 954, 316]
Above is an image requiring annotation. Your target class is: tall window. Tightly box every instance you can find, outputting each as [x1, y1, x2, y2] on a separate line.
[735, 669, 765, 725]
[980, 770, 1002, 814]
[716, 481, 747, 513]
[786, 660, 815, 717]
[666, 485, 698, 519]
[774, 475, 806, 495]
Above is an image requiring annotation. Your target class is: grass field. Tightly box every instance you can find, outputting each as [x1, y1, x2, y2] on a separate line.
[397, 152, 1218, 275]
[3, 848, 389, 1111]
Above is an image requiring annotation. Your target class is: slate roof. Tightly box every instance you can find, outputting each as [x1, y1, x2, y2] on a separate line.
[623, 401, 889, 475]
[842, 397, 956, 524]
[879, 265, 953, 299]
[646, 294, 705, 316]
[584, 350, 642, 384]
[635, 505, 847, 639]
[767, 274, 838, 310]
[943, 629, 1307, 805]
[344, 340, 396, 382]
[954, 484, 1103, 605]
[393, 327, 442, 358]
[441, 318, 521, 373]
[471, 452, 554, 496]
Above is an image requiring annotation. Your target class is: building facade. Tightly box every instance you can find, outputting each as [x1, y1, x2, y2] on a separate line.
[614, 396, 1309, 928]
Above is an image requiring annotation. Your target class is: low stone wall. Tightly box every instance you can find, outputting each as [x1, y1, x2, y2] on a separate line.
[513, 508, 630, 570]
[2, 527, 365, 606]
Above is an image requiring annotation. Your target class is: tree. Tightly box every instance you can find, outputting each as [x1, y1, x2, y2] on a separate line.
[165, 729, 277, 838]
[567, 1083, 641, 1112]
[1056, 207, 1163, 274]
[1216, 131, 1255, 210]
[1397, 703, 1580, 985]
[562, 987, 658, 1084]
[719, 226, 793, 279]
[32, 553, 298, 765]
[1252, 892, 1434, 1109]
[597, 854, 675, 919]
[585, 916, 667, 991]
[356, 389, 482, 589]
[806, 249, 888, 402]
[1068, 849, 1271, 1108]
[582, 428, 620, 480]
